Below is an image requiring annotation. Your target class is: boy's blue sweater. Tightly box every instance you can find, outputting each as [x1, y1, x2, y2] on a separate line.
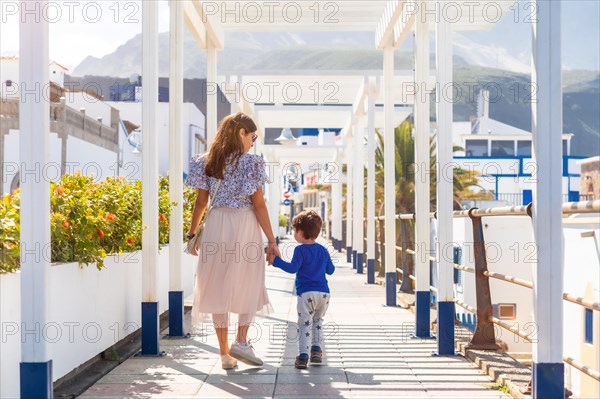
[272, 243, 335, 296]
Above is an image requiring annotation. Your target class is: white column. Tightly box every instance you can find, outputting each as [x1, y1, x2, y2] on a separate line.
[346, 159, 354, 259]
[20, 0, 50, 364]
[366, 83, 376, 282]
[414, 8, 431, 336]
[168, 0, 183, 292]
[331, 152, 343, 250]
[353, 121, 365, 273]
[383, 41, 397, 305]
[435, 1, 455, 354]
[167, 0, 185, 337]
[206, 44, 218, 145]
[268, 157, 281, 244]
[531, 1, 564, 397]
[142, 0, 159, 302]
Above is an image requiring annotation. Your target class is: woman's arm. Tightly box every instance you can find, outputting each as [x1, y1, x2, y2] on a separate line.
[251, 188, 281, 261]
[188, 189, 209, 237]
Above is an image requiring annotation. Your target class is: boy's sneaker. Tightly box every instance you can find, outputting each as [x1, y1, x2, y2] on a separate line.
[295, 354, 309, 369]
[310, 348, 323, 364]
[229, 342, 263, 366]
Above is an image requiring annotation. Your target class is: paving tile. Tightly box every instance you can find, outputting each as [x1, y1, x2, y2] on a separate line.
[194, 383, 274, 398]
[80, 256, 509, 398]
[273, 383, 352, 398]
[80, 382, 201, 397]
[347, 384, 429, 398]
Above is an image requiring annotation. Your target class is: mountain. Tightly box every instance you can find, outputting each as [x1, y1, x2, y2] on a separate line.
[70, 32, 599, 158]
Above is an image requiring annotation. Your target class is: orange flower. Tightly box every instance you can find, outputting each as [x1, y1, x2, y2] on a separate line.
[159, 213, 167, 222]
[97, 229, 105, 239]
[63, 219, 71, 229]
[126, 237, 134, 245]
[106, 212, 116, 221]
[54, 186, 65, 197]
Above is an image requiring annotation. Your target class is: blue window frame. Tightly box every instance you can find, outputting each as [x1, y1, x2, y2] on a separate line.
[584, 308, 593, 344]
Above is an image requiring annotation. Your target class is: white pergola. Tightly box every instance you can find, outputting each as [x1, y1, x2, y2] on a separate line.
[19, 1, 564, 397]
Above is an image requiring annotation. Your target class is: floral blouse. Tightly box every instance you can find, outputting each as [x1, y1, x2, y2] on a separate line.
[185, 153, 268, 208]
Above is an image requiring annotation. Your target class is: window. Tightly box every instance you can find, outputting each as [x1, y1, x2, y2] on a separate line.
[493, 303, 516, 320]
[584, 308, 593, 344]
[491, 140, 515, 156]
[465, 140, 488, 156]
[517, 141, 532, 156]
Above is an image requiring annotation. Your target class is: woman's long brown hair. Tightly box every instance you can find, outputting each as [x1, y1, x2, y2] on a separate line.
[205, 112, 257, 179]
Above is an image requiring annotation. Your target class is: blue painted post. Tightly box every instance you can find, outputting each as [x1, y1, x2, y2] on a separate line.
[142, 302, 160, 355]
[357, 252, 364, 274]
[347, 246, 352, 263]
[168, 291, 184, 337]
[21, 362, 53, 399]
[352, 249, 357, 270]
[367, 259, 375, 284]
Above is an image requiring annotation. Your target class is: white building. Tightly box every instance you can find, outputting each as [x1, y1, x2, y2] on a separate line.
[452, 91, 582, 206]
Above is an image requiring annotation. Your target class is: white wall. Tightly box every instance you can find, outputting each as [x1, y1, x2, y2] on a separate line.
[65, 92, 113, 127]
[107, 101, 204, 177]
[0, 247, 197, 398]
[2, 130, 119, 194]
[562, 215, 600, 398]
[453, 216, 535, 353]
[2, 130, 61, 195]
[0, 59, 19, 98]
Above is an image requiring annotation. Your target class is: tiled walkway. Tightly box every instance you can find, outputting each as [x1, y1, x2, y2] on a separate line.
[80, 241, 509, 398]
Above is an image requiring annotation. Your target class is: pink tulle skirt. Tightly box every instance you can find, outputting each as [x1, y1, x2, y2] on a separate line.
[190, 207, 273, 326]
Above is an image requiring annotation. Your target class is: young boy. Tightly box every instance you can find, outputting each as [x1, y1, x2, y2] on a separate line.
[269, 210, 335, 369]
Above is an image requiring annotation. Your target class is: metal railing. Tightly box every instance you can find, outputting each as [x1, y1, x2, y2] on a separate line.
[342, 200, 600, 383]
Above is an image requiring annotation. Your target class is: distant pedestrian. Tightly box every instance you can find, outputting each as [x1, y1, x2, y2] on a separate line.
[186, 112, 280, 369]
[269, 210, 335, 369]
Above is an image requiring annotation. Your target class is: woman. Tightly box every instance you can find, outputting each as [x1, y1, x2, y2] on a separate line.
[185, 112, 281, 369]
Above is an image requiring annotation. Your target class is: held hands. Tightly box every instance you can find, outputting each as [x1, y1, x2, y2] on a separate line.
[266, 242, 280, 265]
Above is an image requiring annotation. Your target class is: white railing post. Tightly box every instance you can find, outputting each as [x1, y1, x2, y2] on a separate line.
[353, 120, 365, 274]
[435, 1, 456, 354]
[414, 4, 431, 337]
[532, 1, 564, 397]
[19, 1, 53, 396]
[331, 150, 343, 252]
[141, 0, 161, 355]
[168, 0, 186, 338]
[366, 78, 377, 283]
[383, 40, 397, 306]
[346, 157, 354, 264]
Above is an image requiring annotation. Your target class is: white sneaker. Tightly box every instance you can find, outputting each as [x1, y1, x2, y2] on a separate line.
[221, 353, 238, 370]
[229, 342, 263, 366]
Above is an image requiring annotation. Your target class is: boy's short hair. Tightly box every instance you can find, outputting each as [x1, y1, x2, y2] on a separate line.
[292, 210, 322, 240]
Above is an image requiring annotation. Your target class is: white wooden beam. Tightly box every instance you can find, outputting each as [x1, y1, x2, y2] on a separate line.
[183, 0, 207, 48]
[376, 0, 405, 49]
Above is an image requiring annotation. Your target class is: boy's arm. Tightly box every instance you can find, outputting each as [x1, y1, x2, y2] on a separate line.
[272, 247, 303, 274]
[325, 253, 335, 275]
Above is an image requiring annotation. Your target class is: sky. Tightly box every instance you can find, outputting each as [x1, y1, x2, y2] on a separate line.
[1, 0, 598, 73]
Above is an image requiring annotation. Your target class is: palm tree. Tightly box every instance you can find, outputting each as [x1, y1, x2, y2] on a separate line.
[373, 115, 489, 214]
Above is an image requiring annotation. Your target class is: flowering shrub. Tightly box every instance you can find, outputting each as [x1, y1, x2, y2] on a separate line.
[0, 174, 197, 273]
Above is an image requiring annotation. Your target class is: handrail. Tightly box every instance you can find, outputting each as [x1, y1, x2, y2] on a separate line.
[362, 200, 600, 223]
[563, 357, 600, 382]
[349, 200, 600, 385]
